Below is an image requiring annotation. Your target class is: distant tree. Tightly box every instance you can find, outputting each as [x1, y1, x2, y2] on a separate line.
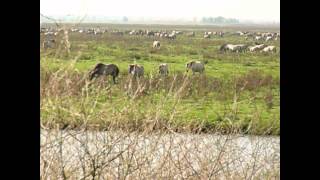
[202, 17, 207, 23]
[214, 16, 225, 23]
[202, 16, 239, 24]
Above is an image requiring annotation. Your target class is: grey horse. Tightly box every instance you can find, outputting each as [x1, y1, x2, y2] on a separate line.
[128, 64, 144, 77]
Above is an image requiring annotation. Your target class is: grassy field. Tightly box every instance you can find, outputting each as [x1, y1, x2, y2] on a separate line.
[40, 24, 280, 135]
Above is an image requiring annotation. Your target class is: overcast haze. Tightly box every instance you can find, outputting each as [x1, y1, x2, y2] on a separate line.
[40, 0, 280, 23]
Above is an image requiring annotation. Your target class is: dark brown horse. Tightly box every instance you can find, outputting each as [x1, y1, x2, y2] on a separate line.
[89, 63, 120, 83]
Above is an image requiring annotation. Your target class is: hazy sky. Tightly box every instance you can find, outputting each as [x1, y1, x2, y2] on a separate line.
[40, 0, 280, 22]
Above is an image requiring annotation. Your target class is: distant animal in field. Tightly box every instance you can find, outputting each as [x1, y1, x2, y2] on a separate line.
[235, 31, 244, 36]
[261, 46, 277, 53]
[218, 31, 224, 37]
[220, 44, 248, 53]
[168, 33, 176, 40]
[146, 31, 155, 37]
[186, 61, 205, 74]
[159, 63, 169, 75]
[42, 39, 55, 49]
[128, 64, 144, 77]
[249, 44, 267, 52]
[89, 63, 120, 83]
[186, 32, 195, 37]
[204, 34, 211, 39]
[44, 32, 55, 36]
[153, 41, 161, 49]
[255, 36, 262, 41]
[94, 30, 103, 35]
[265, 36, 273, 41]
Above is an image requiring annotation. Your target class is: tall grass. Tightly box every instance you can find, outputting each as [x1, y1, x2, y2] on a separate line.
[41, 59, 279, 135]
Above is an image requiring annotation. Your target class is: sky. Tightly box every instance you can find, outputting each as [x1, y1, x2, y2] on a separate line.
[40, 0, 280, 23]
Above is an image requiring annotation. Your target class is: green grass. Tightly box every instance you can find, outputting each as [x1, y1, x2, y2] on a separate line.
[40, 24, 280, 135]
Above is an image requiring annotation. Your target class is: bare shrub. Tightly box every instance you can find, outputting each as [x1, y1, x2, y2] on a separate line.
[41, 130, 279, 179]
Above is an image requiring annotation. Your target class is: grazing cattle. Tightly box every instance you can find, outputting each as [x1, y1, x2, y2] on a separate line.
[42, 39, 55, 49]
[218, 32, 224, 37]
[186, 61, 205, 74]
[220, 44, 248, 53]
[249, 44, 267, 52]
[159, 63, 169, 75]
[261, 46, 277, 53]
[89, 63, 120, 84]
[153, 41, 161, 49]
[128, 64, 144, 77]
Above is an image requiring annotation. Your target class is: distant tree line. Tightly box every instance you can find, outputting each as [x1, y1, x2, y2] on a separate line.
[201, 16, 239, 24]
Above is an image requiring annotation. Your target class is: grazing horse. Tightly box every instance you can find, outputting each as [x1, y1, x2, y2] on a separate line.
[255, 36, 262, 41]
[89, 63, 120, 84]
[159, 63, 169, 76]
[186, 32, 195, 37]
[220, 44, 248, 53]
[265, 36, 273, 41]
[249, 44, 267, 52]
[42, 39, 55, 49]
[261, 46, 277, 53]
[128, 64, 144, 77]
[204, 34, 211, 39]
[153, 41, 161, 49]
[186, 61, 205, 74]
[218, 32, 224, 37]
[168, 33, 176, 40]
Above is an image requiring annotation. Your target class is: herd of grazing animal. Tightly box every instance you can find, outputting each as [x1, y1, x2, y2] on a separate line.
[41, 26, 279, 42]
[220, 43, 277, 53]
[41, 26, 278, 84]
[88, 60, 207, 84]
